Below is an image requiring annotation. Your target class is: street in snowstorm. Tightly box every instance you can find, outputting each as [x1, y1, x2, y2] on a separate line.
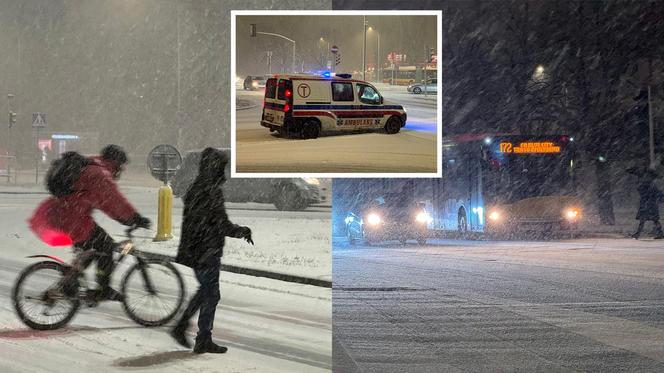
[234, 14, 439, 174]
[0, 188, 331, 372]
[333, 237, 664, 373]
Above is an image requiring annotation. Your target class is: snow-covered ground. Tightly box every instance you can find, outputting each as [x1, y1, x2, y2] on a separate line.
[234, 88, 438, 174]
[0, 186, 331, 372]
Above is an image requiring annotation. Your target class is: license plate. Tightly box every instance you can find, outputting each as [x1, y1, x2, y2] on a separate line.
[265, 113, 274, 122]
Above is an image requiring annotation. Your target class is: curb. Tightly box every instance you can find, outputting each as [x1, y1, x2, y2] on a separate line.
[136, 249, 332, 288]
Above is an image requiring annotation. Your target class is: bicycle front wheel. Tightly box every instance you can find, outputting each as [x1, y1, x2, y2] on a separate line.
[121, 259, 185, 327]
[12, 261, 81, 330]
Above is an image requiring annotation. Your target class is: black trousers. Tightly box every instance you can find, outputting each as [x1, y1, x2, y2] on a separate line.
[634, 218, 664, 237]
[177, 257, 221, 341]
[74, 225, 116, 288]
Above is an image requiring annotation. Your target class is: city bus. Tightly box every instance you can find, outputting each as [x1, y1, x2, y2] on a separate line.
[381, 65, 437, 86]
[429, 134, 582, 235]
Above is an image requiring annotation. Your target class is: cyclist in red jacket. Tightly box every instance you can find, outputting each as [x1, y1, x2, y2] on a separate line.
[30, 145, 151, 301]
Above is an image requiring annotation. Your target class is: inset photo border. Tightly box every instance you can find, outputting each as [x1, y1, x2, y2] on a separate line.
[231, 10, 442, 178]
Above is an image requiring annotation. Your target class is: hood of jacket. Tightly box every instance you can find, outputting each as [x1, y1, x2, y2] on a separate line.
[198, 147, 228, 183]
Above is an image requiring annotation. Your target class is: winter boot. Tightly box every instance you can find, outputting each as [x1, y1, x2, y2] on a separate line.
[170, 323, 191, 349]
[193, 337, 228, 354]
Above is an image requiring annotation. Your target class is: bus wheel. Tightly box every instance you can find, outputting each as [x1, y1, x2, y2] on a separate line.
[458, 211, 468, 236]
[301, 120, 321, 139]
[413, 87, 422, 94]
[385, 116, 402, 134]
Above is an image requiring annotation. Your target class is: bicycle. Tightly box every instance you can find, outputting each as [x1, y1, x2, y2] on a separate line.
[12, 227, 185, 330]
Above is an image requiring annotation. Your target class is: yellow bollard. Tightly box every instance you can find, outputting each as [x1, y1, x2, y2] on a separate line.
[153, 184, 173, 241]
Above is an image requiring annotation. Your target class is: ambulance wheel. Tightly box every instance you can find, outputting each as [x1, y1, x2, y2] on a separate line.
[385, 116, 402, 134]
[301, 120, 321, 139]
[277, 127, 288, 138]
[413, 87, 422, 94]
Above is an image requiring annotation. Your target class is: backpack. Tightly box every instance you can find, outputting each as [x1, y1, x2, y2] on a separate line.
[45, 151, 90, 197]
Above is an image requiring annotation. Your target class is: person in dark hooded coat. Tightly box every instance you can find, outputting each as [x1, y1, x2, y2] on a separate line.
[632, 169, 664, 239]
[170, 147, 253, 354]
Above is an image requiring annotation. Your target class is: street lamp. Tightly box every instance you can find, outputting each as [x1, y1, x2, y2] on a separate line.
[250, 25, 296, 73]
[319, 37, 330, 70]
[535, 65, 545, 77]
[362, 16, 368, 81]
[367, 27, 380, 83]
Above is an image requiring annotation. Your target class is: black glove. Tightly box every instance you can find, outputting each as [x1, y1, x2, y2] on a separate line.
[239, 226, 254, 245]
[128, 214, 151, 229]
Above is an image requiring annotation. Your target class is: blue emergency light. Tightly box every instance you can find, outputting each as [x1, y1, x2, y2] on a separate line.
[322, 71, 332, 78]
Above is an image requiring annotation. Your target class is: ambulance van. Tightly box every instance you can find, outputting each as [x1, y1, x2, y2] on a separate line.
[260, 74, 407, 139]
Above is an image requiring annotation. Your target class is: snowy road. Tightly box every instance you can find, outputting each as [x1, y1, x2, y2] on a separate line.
[0, 189, 331, 372]
[333, 237, 664, 372]
[234, 86, 438, 174]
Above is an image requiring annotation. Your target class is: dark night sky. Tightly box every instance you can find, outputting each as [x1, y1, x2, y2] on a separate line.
[235, 15, 437, 75]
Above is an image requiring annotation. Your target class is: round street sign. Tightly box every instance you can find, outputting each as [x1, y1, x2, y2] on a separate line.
[330, 45, 339, 54]
[147, 144, 182, 183]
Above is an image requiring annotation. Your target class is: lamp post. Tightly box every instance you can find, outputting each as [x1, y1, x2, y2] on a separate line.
[362, 16, 368, 81]
[250, 24, 296, 72]
[320, 37, 330, 70]
[367, 27, 380, 82]
[258, 32, 295, 73]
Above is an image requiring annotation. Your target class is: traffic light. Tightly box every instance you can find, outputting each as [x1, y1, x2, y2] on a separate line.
[250, 24, 257, 37]
[426, 46, 436, 63]
[8, 111, 16, 128]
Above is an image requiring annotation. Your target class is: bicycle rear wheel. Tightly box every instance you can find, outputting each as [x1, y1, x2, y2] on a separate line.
[121, 258, 184, 327]
[12, 261, 80, 330]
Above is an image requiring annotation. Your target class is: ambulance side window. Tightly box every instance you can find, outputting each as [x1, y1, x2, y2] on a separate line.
[356, 84, 381, 105]
[331, 82, 354, 102]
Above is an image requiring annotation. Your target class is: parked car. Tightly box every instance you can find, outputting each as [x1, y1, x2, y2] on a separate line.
[170, 149, 326, 210]
[345, 193, 431, 245]
[243, 75, 268, 90]
[406, 79, 438, 94]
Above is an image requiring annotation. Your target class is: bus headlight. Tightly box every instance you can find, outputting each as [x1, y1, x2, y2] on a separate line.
[415, 211, 432, 223]
[367, 213, 381, 226]
[565, 208, 581, 221]
[488, 210, 501, 222]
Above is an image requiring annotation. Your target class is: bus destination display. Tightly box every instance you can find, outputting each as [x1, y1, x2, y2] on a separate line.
[499, 141, 561, 154]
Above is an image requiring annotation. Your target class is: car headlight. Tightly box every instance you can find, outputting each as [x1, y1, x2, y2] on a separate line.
[564, 207, 581, 221]
[488, 210, 501, 222]
[367, 213, 381, 226]
[415, 211, 432, 223]
[303, 177, 320, 185]
[252, 81, 258, 87]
